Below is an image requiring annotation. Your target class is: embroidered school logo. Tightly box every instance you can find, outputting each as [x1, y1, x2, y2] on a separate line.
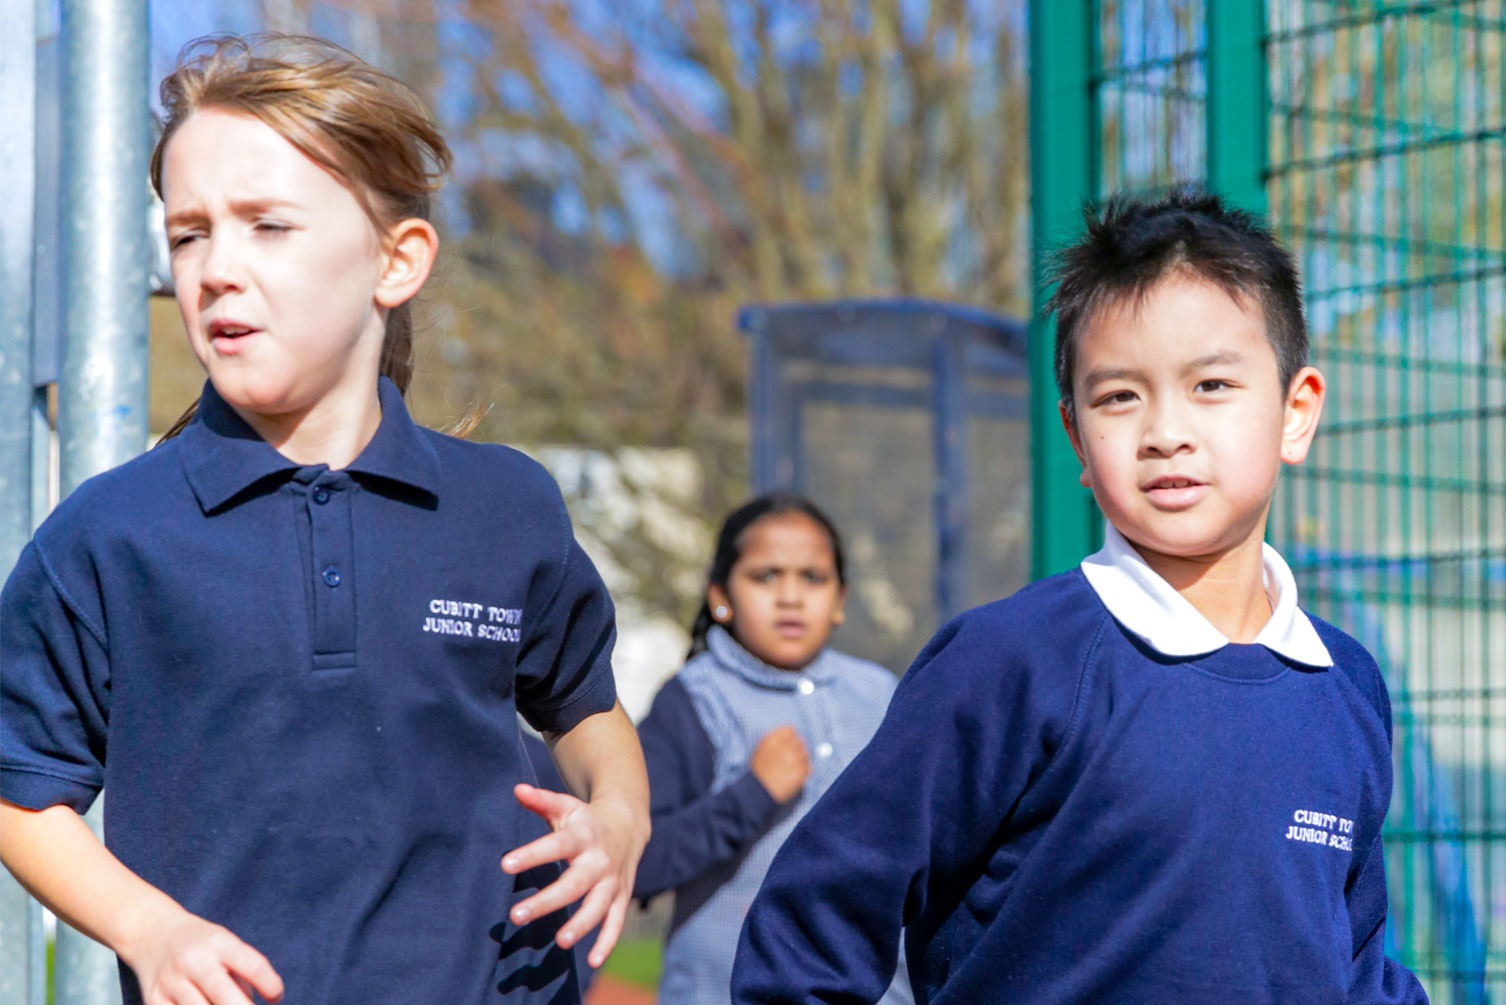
[1284, 808, 1354, 852]
[422, 598, 523, 643]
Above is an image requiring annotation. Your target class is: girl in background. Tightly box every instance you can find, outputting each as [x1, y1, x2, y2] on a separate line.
[0, 34, 647, 1004]
[633, 492, 912, 1003]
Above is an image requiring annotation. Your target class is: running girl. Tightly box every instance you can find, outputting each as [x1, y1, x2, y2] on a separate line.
[0, 33, 648, 1005]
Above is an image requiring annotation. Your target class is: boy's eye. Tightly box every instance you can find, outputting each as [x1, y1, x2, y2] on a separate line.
[802, 570, 830, 585]
[254, 221, 291, 235]
[167, 233, 200, 252]
[1195, 379, 1232, 393]
[1095, 390, 1138, 407]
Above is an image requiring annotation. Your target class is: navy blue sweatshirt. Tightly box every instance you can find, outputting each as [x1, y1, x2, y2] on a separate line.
[732, 569, 1427, 1003]
[632, 675, 781, 901]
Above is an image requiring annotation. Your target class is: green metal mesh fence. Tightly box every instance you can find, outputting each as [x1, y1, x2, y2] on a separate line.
[1074, 0, 1506, 996]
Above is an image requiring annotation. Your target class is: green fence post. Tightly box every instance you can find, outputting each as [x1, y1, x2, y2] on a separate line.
[1205, 0, 1267, 216]
[1029, 0, 1098, 579]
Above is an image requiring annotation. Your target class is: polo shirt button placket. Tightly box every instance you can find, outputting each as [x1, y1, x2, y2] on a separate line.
[305, 472, 358, 671]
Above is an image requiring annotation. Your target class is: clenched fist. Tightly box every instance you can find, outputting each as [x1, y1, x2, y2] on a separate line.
[750, 725, 811, 804]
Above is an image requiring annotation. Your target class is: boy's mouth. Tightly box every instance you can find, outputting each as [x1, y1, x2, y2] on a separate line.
[1142, 475, 1208, 509]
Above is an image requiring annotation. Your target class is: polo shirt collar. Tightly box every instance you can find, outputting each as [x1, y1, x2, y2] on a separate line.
[180, 376, 439, 512]
[1079, 522, 1333, 667]
[344, 377, 440, 496]
[706, 624, 840, 690]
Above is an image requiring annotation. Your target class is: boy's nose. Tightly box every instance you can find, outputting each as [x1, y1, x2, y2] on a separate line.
[1140, 406, 1196, 457]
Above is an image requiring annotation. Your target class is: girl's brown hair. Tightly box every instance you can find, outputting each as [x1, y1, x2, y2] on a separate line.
[151, 33, 453, 439]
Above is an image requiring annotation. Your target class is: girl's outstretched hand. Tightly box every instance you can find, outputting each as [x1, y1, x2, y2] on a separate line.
[502, 783, 648, 968]
[121, 906, 284, 1005]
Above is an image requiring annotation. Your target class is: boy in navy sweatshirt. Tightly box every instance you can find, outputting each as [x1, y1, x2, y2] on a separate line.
[731, 190, 1428, 1003]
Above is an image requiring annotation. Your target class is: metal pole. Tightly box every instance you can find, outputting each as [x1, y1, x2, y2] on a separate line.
[1028, 0, 1099, 579]
[1205, 0, 1268, 216]
[931, 322, 968, 621]
[741, 307, 781, 492]
[0, 0, 40, 996]
[54, 0, 150, 1000]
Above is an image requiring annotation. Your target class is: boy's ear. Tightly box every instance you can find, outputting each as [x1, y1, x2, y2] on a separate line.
[1059, 399, 1092, 488]
[832, 585, 847, 626]
[375, 217, 439, 309]
[1280, 366, 1326, 465]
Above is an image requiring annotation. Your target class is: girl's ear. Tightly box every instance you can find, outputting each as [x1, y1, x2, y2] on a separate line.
[1280, 365, 1326, 465]
[375, 217, 439, 309]
[831, 585, 847, 626]
[707, 583, 732, 622]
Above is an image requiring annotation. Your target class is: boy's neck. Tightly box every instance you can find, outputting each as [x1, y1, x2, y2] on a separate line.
[1127, 528, 1273, 644]
[235, 379, 384, 471]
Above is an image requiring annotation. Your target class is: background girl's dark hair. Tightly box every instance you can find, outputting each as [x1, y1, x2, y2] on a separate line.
[150, 33, 454, 440]
[687, 491, 846, 660]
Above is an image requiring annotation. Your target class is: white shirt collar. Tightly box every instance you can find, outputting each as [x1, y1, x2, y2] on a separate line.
[1079, 522, 1333, 667]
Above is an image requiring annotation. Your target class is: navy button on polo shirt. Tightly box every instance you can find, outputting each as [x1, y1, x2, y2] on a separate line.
[1, 377, 618, 1003]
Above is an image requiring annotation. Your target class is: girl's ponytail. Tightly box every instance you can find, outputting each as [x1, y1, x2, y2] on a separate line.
[685, 603, 718, 661]
[380, 302, 415, 395]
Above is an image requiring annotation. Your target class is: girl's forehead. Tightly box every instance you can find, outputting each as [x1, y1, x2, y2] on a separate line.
[162, 108, 347, 209]
[737, 513, 837, 561]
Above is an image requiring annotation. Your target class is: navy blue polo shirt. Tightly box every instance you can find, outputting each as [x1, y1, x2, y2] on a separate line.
[1, 377, 618, 1003]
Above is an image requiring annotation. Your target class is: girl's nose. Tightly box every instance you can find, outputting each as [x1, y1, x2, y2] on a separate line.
[199, 236, 246, 293]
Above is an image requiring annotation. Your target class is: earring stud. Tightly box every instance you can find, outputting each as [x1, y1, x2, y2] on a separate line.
[714, 605, 729, 620]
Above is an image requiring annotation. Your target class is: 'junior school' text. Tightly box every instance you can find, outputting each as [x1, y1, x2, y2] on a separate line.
[422, 598, 523, 642]
[1284, 808, 1353, 852]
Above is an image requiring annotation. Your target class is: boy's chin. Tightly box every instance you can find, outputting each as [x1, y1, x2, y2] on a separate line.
[1121, 521, 1265, 564]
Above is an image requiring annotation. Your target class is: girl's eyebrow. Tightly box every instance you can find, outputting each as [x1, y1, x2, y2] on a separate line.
[164, 197, 302, 228]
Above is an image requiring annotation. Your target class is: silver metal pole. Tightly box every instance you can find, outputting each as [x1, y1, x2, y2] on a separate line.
[54, 0, 149, 1000]
[0, 0, 40, 997]
[57, 0, 151, 496]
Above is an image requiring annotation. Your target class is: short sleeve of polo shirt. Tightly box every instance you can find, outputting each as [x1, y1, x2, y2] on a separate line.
[511, 486, 617, 736]
[1, 541, 110, 813]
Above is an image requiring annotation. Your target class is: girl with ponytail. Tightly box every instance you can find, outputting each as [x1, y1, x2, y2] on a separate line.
[632, 492, 913, 1003]
[0, 33, 647, 1005]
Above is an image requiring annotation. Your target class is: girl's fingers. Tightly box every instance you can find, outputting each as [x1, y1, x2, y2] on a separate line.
[501, 829, 582, 875]
[222, 941, 284, 1002]
[557, 881, 615, 952]
[196, 970, 256, 1005]
[512, 783, 579, 822]
[509, 857, 600, 925]
[157, 979, 211, 1005]
[585, 889, 630, 968]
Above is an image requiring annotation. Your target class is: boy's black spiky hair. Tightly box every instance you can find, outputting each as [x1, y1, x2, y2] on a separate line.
[1046, 187, 1308, 421]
